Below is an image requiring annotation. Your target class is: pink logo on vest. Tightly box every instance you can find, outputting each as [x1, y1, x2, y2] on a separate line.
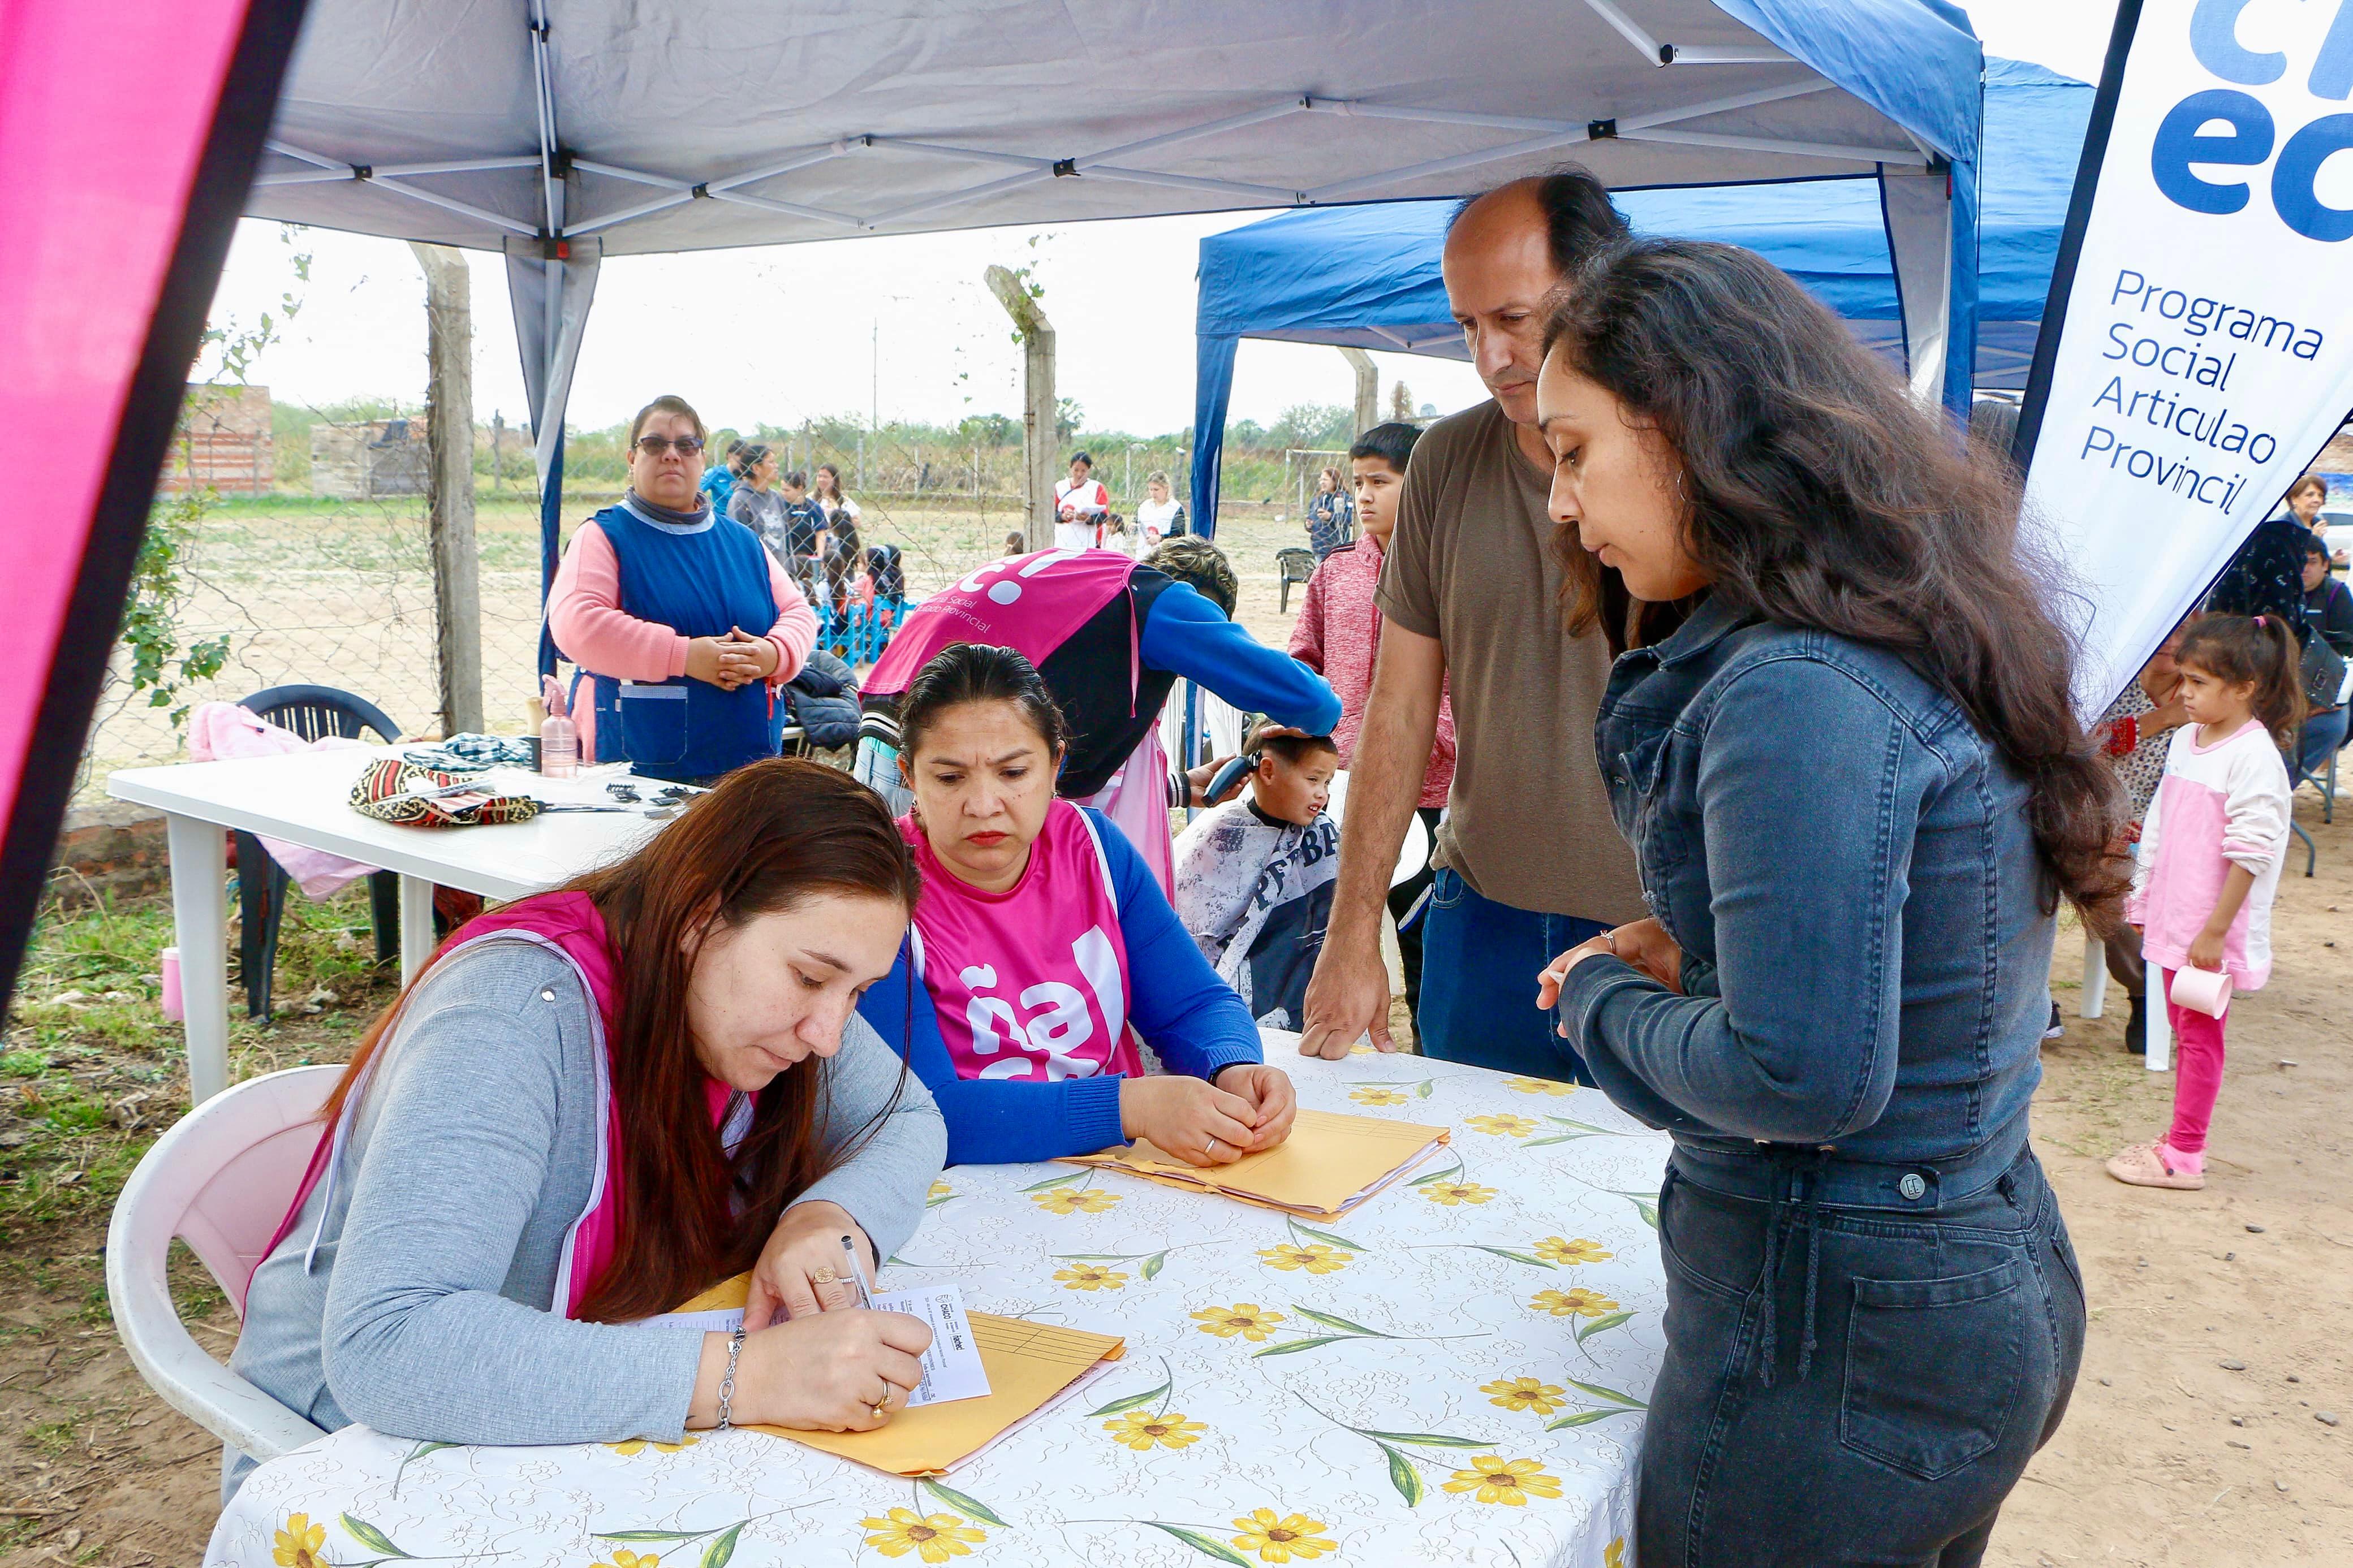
[904, 801, 1143, 1084]
[865, 548, 1136, 696]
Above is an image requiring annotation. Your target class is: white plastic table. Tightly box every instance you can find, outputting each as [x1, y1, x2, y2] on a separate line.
[206, 1042, 1670, 1568]
[109, 749, 673, 1104]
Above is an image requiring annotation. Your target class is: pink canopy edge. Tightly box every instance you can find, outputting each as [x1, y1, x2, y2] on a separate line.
[0, 0, 252, 813]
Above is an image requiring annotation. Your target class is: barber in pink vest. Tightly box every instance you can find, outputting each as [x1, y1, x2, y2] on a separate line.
[857, 643, 1299, 1167]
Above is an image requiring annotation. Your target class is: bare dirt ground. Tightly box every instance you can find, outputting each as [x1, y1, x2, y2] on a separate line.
[8, 534, 2347, 1565]
[1981, 787, 2351, 1566]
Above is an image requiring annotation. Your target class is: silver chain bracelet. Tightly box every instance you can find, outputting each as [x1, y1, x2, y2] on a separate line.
[716, 1327, 745, 1431]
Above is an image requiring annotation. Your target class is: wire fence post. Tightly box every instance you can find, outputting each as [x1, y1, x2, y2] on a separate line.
[411, 241, 484, 737]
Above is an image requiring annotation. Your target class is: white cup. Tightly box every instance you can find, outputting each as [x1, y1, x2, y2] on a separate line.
[2169, 965, 2232, 1018]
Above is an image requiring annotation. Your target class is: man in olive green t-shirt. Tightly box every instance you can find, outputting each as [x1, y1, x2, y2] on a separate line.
[1300, 169, 1644, 1082]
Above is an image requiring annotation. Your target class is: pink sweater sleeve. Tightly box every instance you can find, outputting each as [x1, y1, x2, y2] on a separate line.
[764, 557, 817, 683]
[546, 523, 690, 681]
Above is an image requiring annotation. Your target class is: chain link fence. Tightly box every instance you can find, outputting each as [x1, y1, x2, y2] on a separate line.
[76, 404, 1322, 803]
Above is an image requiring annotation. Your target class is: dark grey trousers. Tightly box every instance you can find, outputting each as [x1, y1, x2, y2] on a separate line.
[1637, 1147, 2086, 1567]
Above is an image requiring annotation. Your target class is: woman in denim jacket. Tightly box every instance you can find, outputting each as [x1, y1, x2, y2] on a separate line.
[1531, 242, 2120, 1567]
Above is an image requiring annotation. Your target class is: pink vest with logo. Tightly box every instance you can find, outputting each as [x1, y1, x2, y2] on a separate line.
[867, 547, 1177, 893]
[865, 547, 1135, 697]
[262, 892, 710, 1319]
[903, 799, 1142, 1082]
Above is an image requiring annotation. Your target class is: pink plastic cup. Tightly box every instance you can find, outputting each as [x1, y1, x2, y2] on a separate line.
[160, 945, 184, 1022]
[2169, 965, 2232, 1018]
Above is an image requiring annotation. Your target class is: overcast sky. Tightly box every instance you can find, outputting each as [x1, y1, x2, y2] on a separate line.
[197, 1, 2121, 440]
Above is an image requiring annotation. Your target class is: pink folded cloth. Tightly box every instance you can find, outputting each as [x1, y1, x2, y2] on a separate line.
[188, 702, 376, 898]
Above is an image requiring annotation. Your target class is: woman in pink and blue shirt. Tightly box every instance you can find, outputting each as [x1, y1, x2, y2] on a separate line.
[856, 643, 1298, 1167]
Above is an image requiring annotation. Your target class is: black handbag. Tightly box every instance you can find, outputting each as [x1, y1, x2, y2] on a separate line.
[2303, 629, 2348, 712]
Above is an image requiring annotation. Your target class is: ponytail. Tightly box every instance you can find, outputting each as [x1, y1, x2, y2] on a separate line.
[2175, 612, 2306, 747]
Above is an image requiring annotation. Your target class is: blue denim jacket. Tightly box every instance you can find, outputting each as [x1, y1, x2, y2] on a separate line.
[1558, 593, 2056, 1185]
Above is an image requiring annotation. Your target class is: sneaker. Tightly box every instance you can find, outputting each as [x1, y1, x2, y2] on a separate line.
[2105, 1141, 2205, 1190]
[2043, 1000, 2064, 1040]
[2123, 994, 2147, 1055]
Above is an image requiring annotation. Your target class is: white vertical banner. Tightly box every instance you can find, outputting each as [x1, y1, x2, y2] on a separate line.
[2015, 0, 2353, 712]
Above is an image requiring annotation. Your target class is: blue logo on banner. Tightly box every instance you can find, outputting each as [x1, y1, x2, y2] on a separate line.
[2155, 0, 2353, 239]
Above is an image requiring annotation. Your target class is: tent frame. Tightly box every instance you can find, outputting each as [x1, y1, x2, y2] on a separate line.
[255, 79, 1927, 252]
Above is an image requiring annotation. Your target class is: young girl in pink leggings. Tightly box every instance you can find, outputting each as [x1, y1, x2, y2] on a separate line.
[2108, 614, 2302, 1192]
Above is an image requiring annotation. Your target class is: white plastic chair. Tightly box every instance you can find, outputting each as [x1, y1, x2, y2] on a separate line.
[105, 1064, 339, 1461]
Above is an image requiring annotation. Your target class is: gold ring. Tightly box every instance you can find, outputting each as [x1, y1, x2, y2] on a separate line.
[813, 1265, 837, 1285]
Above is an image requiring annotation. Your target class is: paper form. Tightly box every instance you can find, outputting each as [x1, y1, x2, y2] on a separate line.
[1059, 1107, 1451, 1217]
[654, 1273, 1126, 1475]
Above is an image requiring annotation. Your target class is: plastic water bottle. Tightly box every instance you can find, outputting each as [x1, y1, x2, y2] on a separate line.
[539, 676, 578, 779]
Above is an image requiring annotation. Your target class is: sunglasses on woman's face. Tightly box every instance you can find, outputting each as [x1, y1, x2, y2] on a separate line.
[635, 434, 704, 456]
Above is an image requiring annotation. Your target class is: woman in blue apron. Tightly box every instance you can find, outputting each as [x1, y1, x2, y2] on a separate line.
[548, 396, 818, 785]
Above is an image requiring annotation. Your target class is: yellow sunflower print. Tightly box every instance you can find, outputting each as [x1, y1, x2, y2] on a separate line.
[1230, 1507, 1338, 1562]
[860, 1506, 987, 1563]
[1529, 1286, 1621, 1319]
[1104, 1409, 1208, 1450]
[592, 1553, 662, 1568]
[1501, 1075, 1575, 1096]
[1421, 1180, 1498, 1207]
[1256, 1242, 1350, 1275]
[1534, 1236, 1614, 1265]
[1191, 1302, 1286, 1341]
[1054, 1263, 1129, 1291]
[1463, 1113, 1539, 1137]
[1606, 1540, 1626, 1568]
[1348, 1085, 1409, 1107]
[272, 1515, 326, 1568]
[1442, 1454, 1563, 1505]
[605, 1433, 700, 1456]
[1031, 1185, 1122, 1215]
[1481, 1375, 1568, 1415]
[927, 1180, 954, 1202]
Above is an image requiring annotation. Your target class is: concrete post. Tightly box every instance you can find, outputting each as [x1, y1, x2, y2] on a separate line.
[1341, 347, 1378, 437]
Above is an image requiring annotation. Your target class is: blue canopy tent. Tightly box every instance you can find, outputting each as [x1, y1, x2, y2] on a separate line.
[1188, 57, 2088, 535]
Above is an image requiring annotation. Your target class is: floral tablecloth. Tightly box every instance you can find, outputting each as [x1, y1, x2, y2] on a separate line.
[210, 1037, 1670, 1568]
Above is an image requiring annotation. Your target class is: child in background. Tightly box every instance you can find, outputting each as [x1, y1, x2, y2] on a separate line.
[777, 470, 828, 605]
[1001, 530, 1027, 559]
[2107, 613, 2300, 1192]
[1173, 723, 1341, 1030]
[1289, 421, 1455, 1029]
[1305, 465, 1353, 558]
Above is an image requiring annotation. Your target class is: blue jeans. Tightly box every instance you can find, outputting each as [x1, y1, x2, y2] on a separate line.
[1640, 1145, 2085, 1566]
[2296, 705, 2348, 781]
[1416, 868, 1609, 1082]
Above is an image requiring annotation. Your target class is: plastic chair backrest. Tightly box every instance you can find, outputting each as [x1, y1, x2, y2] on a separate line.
[105, 1066, 341, 1459]
[141, 1065, 339, 1315]
[239, 683, 399, 746]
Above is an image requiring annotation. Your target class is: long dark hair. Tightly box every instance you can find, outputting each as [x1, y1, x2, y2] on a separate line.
[322, 760, 921, 1322]
[896, 642, 1069, 761]
[1542, 239, 2128, 927]
[2175, 612, 2305, 747]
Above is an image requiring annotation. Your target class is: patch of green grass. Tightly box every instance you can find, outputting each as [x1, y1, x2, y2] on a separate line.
[26, 1417, 78, 1457]
[77, 1281, 112, 1327]
[168, 1241, 229, 1322]
[35, 1093, 107, 1135]
[0, 1049, 49, 1078]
